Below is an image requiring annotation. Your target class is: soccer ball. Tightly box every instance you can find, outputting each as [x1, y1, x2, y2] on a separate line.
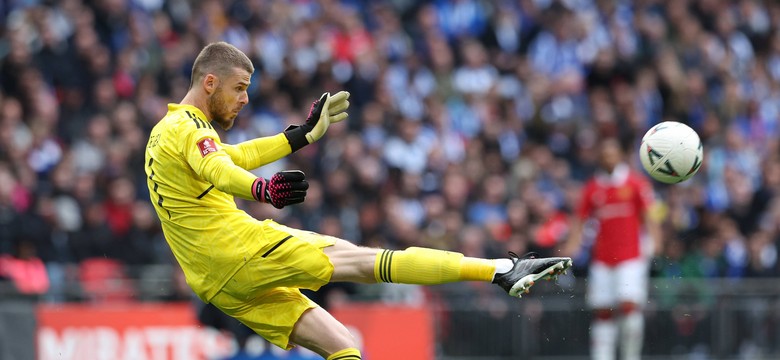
[639, 121, 703, 184]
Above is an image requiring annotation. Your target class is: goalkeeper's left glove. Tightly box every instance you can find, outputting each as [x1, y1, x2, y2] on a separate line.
[252, 170, 309, 209]
[284, 91, 350, 152]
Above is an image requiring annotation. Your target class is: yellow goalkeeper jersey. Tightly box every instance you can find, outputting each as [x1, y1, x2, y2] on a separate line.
[145, 103, 291, 302]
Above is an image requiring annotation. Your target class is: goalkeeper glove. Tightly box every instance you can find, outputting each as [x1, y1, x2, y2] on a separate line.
[252, 170, 309, 209]
[284, 91, 350, 152]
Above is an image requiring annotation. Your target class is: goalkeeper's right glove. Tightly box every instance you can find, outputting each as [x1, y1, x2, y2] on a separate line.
[284, 91, 350, 152]
[252, 170, 309, 209]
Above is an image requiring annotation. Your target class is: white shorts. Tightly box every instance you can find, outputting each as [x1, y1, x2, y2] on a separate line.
[586, 258, 648, 309]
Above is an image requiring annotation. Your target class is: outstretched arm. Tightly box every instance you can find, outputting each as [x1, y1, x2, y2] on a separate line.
[221, 133, 291, 170]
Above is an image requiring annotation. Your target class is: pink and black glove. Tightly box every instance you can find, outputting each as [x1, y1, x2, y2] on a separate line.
[252, 170, 309, 209]
[284, 91, 350, 152]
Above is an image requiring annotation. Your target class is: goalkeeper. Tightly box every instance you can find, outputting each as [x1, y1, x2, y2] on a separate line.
[144, 42, 571, 360]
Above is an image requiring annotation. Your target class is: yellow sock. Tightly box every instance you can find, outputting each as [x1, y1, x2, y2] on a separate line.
[460, 256, 497, 281]
[327, 348, 361, 360]
[374, 247, 496, 284]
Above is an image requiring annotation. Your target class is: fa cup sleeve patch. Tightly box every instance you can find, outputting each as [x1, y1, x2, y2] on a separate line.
[197, 137, 218, 157]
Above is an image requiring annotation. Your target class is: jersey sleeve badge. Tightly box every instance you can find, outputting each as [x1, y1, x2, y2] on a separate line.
[197, 137, 218, 157]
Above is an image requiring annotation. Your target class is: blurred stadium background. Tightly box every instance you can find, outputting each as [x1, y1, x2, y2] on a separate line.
[2, 0, 780, 359]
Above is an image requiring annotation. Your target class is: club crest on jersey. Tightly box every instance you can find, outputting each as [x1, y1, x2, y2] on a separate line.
[618, 186, 633, 200]
[197, 138, 218, 157]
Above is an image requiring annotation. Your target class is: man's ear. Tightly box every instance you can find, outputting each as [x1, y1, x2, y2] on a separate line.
[203, 74, 218, 95]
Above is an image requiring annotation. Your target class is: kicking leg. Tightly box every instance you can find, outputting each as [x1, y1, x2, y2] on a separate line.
[324, 239, 571, 297]
[290, 306, 361, 359]
[325, 240, 498, 283]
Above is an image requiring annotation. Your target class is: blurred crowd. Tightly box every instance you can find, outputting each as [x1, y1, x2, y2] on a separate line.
[1, 0, 780, 301]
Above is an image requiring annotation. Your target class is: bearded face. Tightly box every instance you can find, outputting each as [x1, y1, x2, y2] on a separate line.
[206, 68, 251, 130]
[207, 85, 235, 130]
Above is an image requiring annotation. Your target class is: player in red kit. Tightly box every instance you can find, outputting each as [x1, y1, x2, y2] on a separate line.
[563, 138, 662, 360]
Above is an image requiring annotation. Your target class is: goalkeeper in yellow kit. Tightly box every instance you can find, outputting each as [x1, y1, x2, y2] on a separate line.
[145, 42, 572, 359]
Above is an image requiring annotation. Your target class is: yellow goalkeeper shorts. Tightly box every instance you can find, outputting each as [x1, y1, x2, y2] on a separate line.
[209, 220, 336, 349]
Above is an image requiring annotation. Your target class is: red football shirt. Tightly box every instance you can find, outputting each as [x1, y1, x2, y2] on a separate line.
[577, 164, 654, 265]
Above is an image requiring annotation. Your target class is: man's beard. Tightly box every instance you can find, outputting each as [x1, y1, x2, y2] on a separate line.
[207, 87, 235, 130]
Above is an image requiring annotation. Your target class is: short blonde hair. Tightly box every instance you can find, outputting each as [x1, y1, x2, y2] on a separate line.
[189, 42, 254, 88]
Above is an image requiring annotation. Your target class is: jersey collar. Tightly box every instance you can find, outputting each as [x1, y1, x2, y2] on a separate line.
[168, 103, 210, 122]
[595, 163, 629, 186]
